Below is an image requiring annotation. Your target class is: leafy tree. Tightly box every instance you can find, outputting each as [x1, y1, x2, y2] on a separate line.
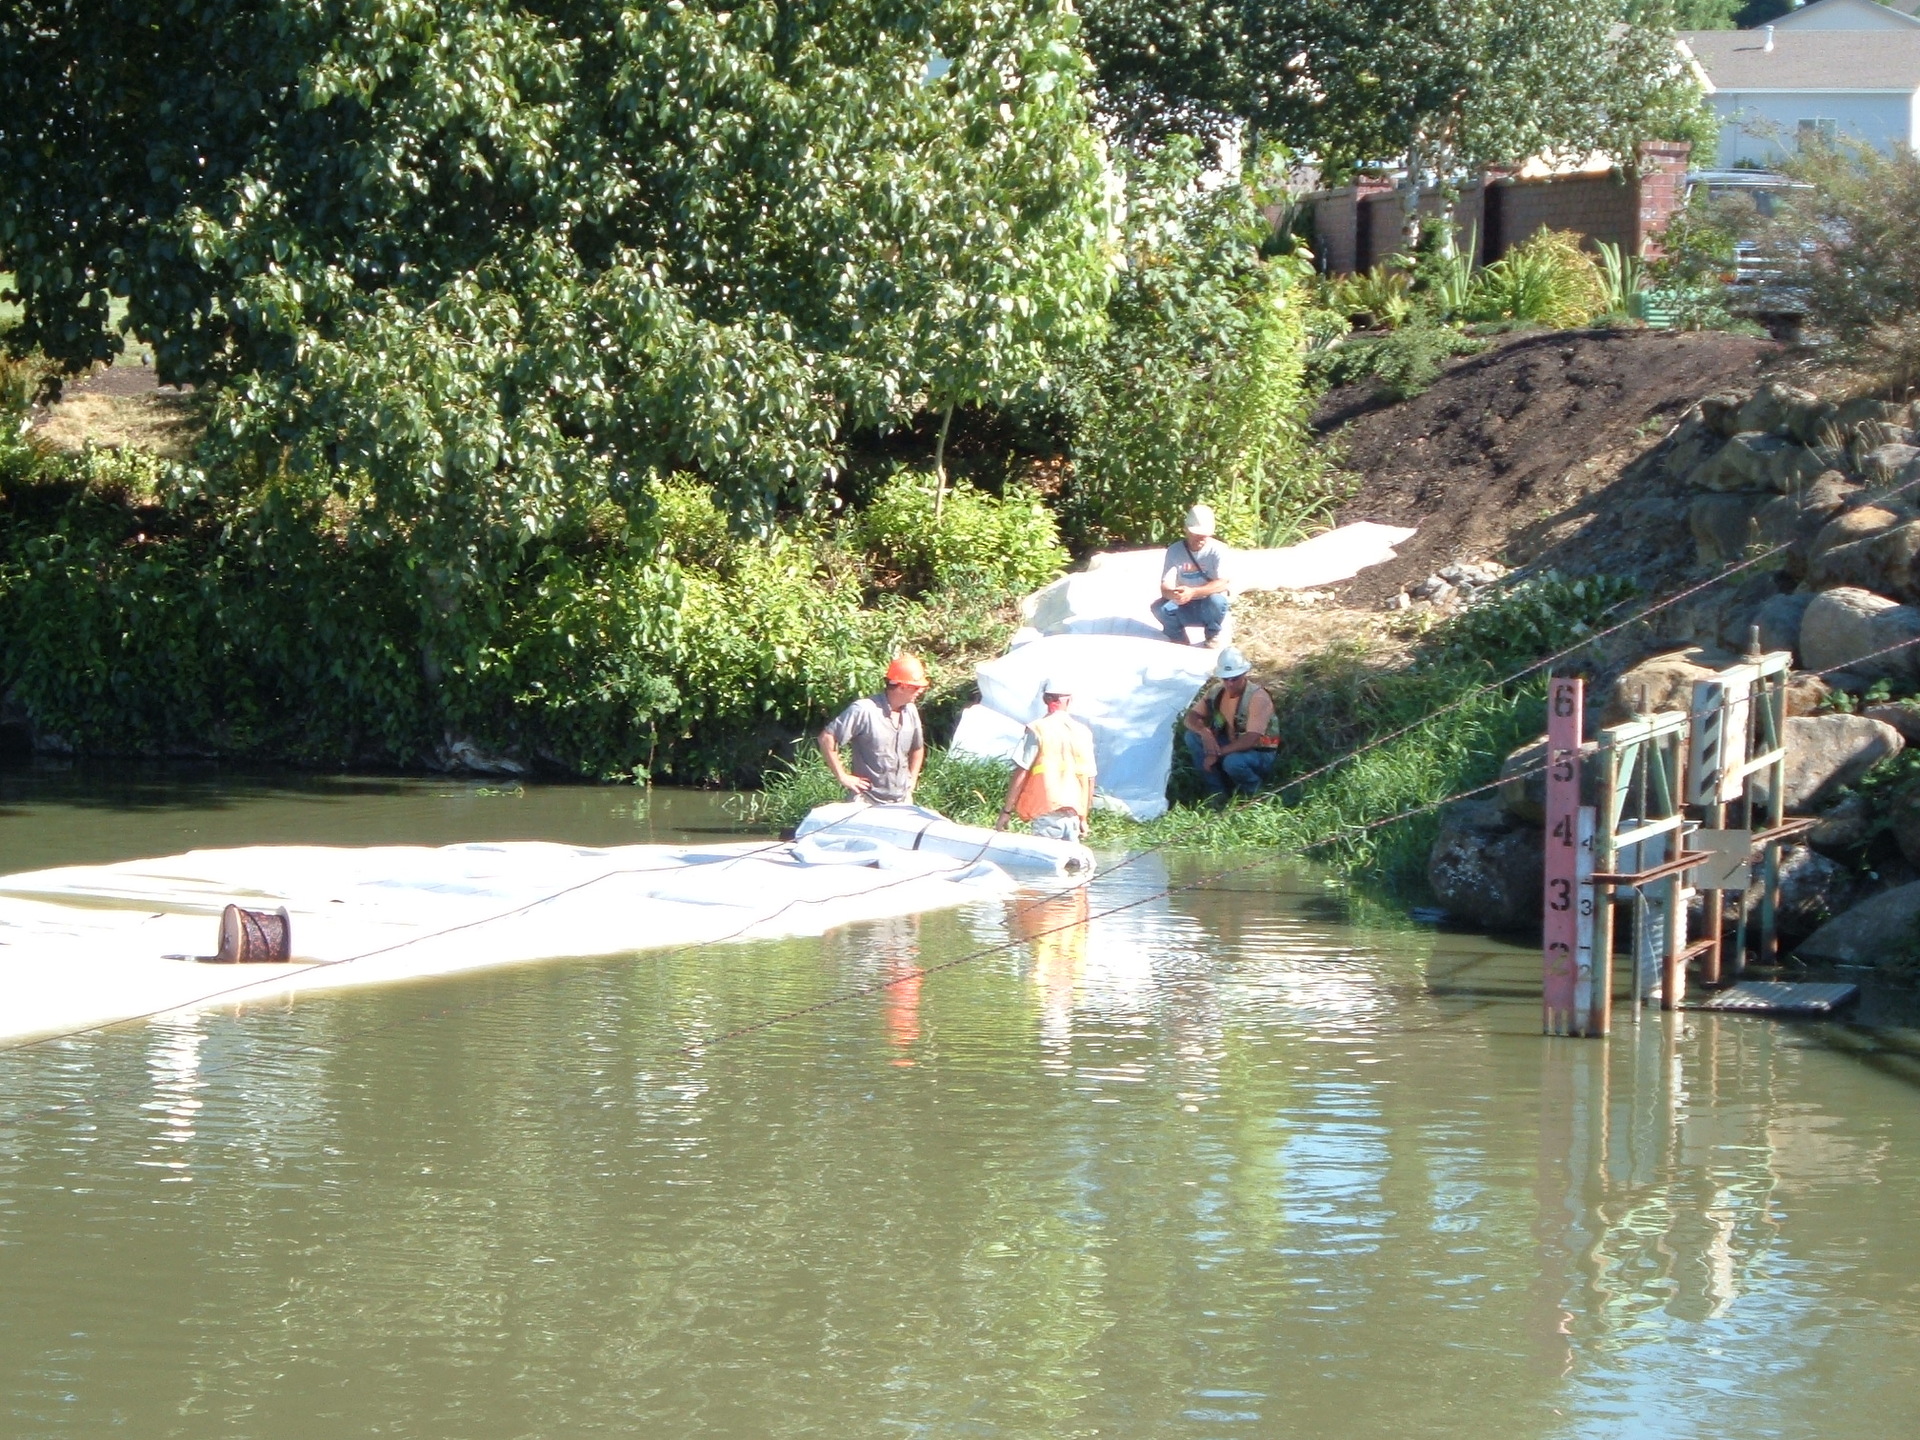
[1058, 140, 1333, 551]
[0, 0, 1112, 684]
[1635, 0, 1742, 25]
[1082, 0, 1711, 186]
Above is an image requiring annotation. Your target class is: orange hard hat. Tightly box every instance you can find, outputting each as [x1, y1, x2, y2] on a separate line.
[886, 653, 929, 687]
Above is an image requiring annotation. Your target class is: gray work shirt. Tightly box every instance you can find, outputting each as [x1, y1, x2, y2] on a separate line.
[825, 694, 923, 803]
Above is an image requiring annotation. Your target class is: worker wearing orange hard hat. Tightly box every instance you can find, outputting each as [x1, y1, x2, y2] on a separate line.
[819, 654, 929, 804]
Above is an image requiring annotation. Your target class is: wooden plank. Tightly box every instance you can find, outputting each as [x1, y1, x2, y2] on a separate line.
[1687, 981, 1859, 1015]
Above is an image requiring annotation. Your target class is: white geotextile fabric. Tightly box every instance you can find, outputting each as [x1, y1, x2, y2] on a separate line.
[0, 838, 1013, 1045]
[1015, 522, 1416, 642]
[796, 801, 1095, 876]
[952, 522, 1416, 819]
[951, 636, 1218, 820]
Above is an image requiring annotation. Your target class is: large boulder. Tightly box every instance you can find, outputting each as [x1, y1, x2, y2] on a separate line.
[1690, 433, 1827, 493]
[1698, 392, 1748, 439]
[1750, 844, 1862, 937]
[1857, 440, 1920, 490]
[1805, 503, 1908, 567]
[1427, 799, 1543, 931]
[1886, 777, 1920, 867]
[1663, 415, 1725, 480]
[1678, 571, 1793, 653]
[1600, 648, 1731, 726]
[1737, 381, 1826, 440]
[1807, 791, 1873, 854]
[1866, 700, 1920, 743]
[1797, 588, 1920, 681]
[1497, 736, 1602, 823]
[1795, 881, 1920, 968]
[1807, 516, 1920, 602]
[1832, 394, 1903, 435]
[1781, 713, 1905, 812]
[1689, 488, 1849, 572]
[1755, 591, 1815, 658]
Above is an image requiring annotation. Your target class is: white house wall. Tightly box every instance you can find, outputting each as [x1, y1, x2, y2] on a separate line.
[1710, 89, 1916, 163]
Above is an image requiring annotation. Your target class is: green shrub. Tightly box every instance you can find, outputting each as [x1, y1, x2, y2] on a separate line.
[1416, 571, 1640, 673]
[843, 469, 1067, 599]
[1773, 139, 1920, 388]
[1059, 141, 1341, 551]
[1594, 240, 1647, 317]
[1465, 229, 1608, 329]
[1331, 265, 1416, 329]
[1305, 323, 1486, 401]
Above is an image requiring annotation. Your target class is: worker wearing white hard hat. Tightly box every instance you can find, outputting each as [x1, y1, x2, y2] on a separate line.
[1156, 502, 1234, 648]
[1182, 647, 1279, 802]
[997, 676, 1098, 843]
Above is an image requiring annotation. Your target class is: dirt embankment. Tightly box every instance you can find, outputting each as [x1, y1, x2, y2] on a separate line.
[1323, 328, 1784, 607]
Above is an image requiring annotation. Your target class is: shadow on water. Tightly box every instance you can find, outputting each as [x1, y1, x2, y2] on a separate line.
[0, 760, 756, 874]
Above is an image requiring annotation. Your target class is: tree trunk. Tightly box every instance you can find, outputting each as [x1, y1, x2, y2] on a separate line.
[932, 401, 955, 521]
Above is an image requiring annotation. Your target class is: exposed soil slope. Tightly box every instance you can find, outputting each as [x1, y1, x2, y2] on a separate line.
[1323, 329, 1783, 607]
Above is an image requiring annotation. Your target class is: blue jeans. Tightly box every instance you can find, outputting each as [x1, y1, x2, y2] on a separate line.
[1158, 592, 1229, 643]
[1185, 731, 1276, 798]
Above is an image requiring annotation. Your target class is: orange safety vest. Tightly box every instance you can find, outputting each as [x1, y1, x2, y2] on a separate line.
[1014, 710, 1098, 822]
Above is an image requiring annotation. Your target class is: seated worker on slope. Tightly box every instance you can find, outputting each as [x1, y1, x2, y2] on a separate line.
[1182, 648, 1279, 802]
[819, 654, 929, 804]
[1157, 503, 1233, 648]
[996, 676, 1098, 843]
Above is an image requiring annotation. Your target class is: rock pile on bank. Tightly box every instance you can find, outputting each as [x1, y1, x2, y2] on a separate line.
[1427, 380, 1920, 972]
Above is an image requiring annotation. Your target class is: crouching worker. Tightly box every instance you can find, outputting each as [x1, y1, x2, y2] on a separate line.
[819, 654, 928, 804]
[996, 677, 1098, 843]
[1183, 648, 1278, 802]
[1157, 503, 1233, 647]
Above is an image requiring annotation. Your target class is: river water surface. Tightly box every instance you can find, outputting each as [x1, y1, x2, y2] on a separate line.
[1, 768, 1918, 1439]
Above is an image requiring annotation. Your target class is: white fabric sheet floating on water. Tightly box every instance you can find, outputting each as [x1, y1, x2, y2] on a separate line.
[796, 801, 1095, 876]
[952, 521, 1416, 819]
[0, 838, 1014, 1045]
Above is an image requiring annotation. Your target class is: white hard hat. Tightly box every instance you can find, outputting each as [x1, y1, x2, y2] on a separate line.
[1183, 503, 1217, 535]
[1041, 676, 1073, 696]
[1216, 647, 1252, 679]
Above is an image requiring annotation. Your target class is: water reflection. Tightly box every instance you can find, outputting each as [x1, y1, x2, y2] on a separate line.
[0, 850, 1917, 1437]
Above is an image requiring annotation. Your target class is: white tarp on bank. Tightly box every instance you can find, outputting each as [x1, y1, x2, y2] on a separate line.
[0, 837, 1013, 1046]
[950, 522, 1415, 819]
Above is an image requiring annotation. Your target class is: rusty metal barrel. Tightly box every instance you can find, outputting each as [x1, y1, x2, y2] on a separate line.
[210, 905, 293, 964]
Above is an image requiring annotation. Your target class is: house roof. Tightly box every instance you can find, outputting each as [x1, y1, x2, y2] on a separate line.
[1680, 28, 1920, 91]
[1772, 0, 1920, 31]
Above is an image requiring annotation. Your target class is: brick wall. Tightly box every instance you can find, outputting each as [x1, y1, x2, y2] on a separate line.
[1305, 143, 1691, 274]
[1634, 142, 1692, 260]
[1488, 171, 1640, 259]
[1310, 190, 1360, 275]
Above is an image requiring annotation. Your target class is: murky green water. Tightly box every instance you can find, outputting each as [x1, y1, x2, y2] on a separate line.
[1, 766, 1918, 1438]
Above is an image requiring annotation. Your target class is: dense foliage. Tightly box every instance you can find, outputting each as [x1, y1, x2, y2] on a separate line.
[1081, 0, 1714, 179]
[0, 0, 1110, 678]
[1772, 141, 1920, 391]
[1056, 142, 1339, 550]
